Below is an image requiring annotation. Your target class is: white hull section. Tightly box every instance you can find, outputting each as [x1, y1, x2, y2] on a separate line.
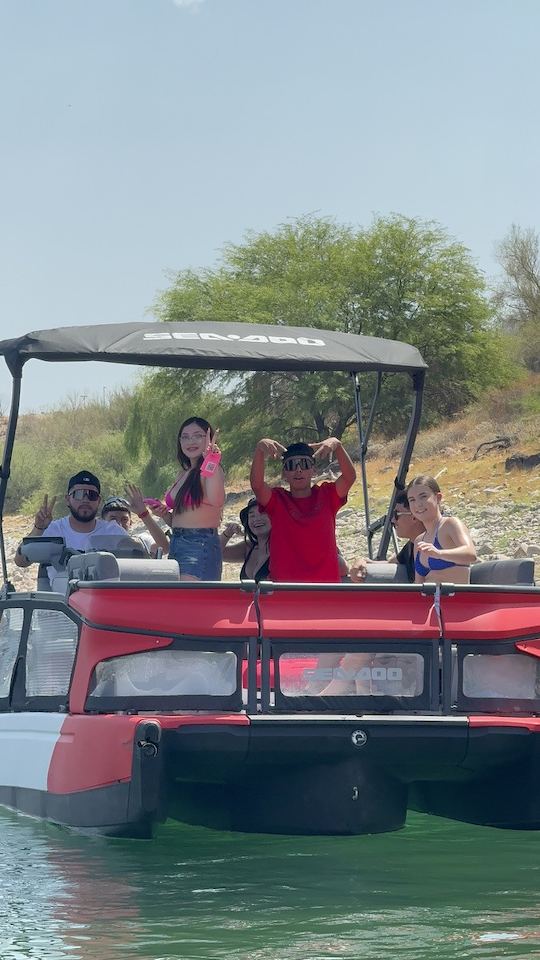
[0, 713, 64, 790]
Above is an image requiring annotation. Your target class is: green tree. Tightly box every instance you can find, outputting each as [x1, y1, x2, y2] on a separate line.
[128, 214, 513, 472]
[124, 368, 228, 490]
[494, 224, 540, 372]
[5, 391, 142, 513]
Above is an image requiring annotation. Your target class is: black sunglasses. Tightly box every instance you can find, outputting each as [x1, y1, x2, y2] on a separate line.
[69, 489, 100, 502]
[283, 457, 315, 471]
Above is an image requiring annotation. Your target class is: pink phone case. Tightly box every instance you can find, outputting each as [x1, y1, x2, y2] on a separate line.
[200, 452, 221, 477]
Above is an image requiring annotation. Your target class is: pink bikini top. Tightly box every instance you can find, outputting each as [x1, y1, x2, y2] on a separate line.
[164, 479, 211, 511]
[164, 487, 177, 510]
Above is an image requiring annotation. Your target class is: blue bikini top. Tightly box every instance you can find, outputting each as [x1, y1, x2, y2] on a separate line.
[414, 525, 459, 577]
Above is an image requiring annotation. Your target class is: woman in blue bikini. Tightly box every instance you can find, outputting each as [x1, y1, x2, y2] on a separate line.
[407, 475, 476, 584]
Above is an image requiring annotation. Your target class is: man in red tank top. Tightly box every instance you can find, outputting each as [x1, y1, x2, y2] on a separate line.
[250, 438, 356, 582]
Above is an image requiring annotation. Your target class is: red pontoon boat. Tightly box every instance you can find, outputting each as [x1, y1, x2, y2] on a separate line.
[0, 322, 538, 837]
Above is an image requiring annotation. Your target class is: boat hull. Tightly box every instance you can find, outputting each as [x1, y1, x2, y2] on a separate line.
[2, 712, 540, 837]
[0, 580, 538, 837]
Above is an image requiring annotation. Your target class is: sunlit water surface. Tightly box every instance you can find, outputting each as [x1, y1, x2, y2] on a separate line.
[1, 809, 540, 960]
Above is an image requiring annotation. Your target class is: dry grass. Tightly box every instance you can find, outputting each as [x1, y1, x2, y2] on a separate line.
[347, 377, 540, 516]
[350, 447, 539, 518]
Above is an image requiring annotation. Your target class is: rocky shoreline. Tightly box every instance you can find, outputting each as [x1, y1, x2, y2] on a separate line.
[3, 491, 538, 590]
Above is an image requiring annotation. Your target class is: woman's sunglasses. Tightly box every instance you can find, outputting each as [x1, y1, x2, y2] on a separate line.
[69, 489, 100, 502]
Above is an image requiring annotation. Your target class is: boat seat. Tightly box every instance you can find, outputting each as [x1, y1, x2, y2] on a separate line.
[18, 537, 66, 593]
[362, 559, 536, 586]
[363, 562, 410, 584]
[36, 562, 52, 592]
[67, 551, 180, 584]
[470, 558, 535, 586]
[84, 534, 150, 558]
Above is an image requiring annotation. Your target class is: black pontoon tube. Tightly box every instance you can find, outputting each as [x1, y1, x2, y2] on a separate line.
[0, 364, 23, 584]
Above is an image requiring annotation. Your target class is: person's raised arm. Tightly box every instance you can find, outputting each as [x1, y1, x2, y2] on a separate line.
[125, 483, 170, 555]
[14, 494, 57, 568]
[250, 438, 285, 507]
[219, 522, 246, 561]
[312, 438, 356, 498]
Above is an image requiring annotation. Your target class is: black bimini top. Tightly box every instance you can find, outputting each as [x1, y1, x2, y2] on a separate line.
[0, 321, 427, 376]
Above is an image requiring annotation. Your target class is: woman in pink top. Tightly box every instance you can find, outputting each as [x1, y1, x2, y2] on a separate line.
[154, 417, 225, 580]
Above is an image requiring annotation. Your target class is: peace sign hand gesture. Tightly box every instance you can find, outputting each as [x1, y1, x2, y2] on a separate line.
[205, 427, 221, 457]
[34, 494, 56, 532]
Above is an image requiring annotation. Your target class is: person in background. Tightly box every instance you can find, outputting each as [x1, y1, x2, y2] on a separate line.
[102, 487, 170, 557]
[220, 499, 271, 581]
[148, 417, 225, 580]
[407, 475, 476, 584]
[350, 491, 425, 583]
[101, 496, 132, 532]
[250, 437, 356, 583]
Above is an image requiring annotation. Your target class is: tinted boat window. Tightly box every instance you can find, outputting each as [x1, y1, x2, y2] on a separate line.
[0, 608, 24, 698]
[26, 610, 78, 697]
[89, 649, 238, 698]
[279, 651, 425, 697]
[463, 653, 540, 700]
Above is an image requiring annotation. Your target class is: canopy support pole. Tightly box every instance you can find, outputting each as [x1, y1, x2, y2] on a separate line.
[0, 368, 22, 585]
[352, 372, 382, 559]
[375, 370, 425, 559]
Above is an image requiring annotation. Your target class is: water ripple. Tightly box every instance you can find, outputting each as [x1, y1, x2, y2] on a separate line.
[2, 810, 540, 959]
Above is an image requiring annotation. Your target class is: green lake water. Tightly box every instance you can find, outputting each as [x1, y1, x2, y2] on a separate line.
[1, 809, 540, 960]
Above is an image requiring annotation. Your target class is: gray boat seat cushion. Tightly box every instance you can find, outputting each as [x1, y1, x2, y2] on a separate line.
[470, 558, 535, 586]
[362, 558, 536, 586]
[67, 551, 180, 583]
[86, 534, 150, 558]
[37, 562, 52, 592]
[363, 562, 410, 584]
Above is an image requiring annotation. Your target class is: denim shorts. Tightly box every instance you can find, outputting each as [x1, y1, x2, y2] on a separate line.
[169, 528, 222, 581]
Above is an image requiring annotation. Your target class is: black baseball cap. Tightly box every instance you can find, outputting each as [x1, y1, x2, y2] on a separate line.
[282, 442, 314, 461]
[67, 471, 101, 494]
[101, 496, 131, 517]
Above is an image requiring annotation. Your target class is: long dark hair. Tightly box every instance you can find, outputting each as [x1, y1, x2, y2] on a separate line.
[239, 498, 259, 546]
[239, 498, 270, 582]
[174, 416, 214, 514]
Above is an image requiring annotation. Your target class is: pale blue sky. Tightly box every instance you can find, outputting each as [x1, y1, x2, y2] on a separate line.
[1, 0, 538, 412]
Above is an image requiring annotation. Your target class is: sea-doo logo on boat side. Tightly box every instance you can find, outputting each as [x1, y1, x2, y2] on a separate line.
[143, 332, 326, 346]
